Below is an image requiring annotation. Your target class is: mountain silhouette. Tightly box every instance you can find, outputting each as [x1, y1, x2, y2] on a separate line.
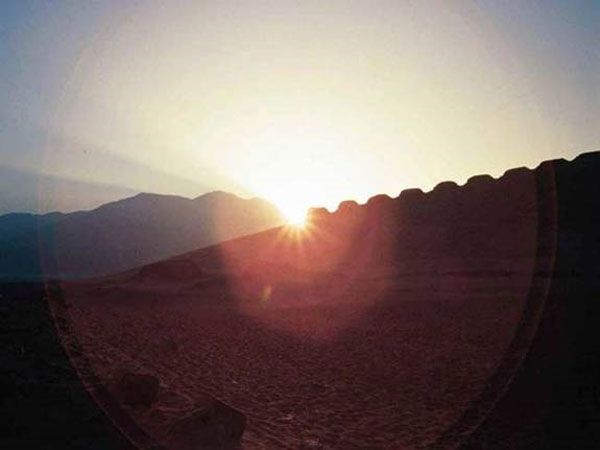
[0, 191, 284, 280]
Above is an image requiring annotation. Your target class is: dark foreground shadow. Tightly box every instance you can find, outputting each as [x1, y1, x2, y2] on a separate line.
[453, 155, 600, 449]
[0, 282, 136, 449]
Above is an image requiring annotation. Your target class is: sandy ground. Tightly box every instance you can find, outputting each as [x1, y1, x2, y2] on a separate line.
[63, 268, 532, 449]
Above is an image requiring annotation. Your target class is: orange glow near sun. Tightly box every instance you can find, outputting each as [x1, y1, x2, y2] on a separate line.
[281, 205, 308, 227]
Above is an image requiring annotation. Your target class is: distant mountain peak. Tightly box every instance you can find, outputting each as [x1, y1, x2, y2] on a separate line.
[194, 190, 240, 201]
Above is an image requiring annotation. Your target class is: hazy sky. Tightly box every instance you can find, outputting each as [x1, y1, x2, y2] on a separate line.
[1, 1, 598, 218]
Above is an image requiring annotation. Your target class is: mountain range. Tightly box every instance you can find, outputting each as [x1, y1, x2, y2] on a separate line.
[0, 191, 284, 280]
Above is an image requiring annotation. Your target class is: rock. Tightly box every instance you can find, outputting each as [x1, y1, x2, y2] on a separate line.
[306, 207, 330, 224]
[433, 180, 459, 193]
[366, 194, 392, 207]
[398, 188, 425, 203]
[336, 200, 359, 214]
[466, 174, 495, 187]
[113, 372, 159, 407]
[168, 394, 246, 449]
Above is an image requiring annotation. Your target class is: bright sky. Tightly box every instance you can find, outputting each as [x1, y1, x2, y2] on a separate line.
[1, 1, 598, 219]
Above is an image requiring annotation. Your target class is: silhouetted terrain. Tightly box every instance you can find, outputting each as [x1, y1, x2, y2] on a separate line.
[0, 283, 135, 449]
[2, 151, 599, 449]
[0, 191, 284, 280]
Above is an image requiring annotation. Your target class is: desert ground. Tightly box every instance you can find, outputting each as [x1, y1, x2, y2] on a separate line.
[56, 159, 546, 449]
[61, 249, 536, 449]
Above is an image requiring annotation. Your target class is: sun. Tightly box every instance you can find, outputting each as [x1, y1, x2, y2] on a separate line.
[284, 206, 308, 228]
[276, 201, 308, 227]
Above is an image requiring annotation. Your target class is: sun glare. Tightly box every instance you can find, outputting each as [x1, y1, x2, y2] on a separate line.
[283, 206, 308, 228]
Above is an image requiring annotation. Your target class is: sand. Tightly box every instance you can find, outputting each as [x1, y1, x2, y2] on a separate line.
[61, 267, 532, 449]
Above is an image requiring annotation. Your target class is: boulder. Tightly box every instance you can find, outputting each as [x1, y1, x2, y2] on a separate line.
[433, 180, 459, 193]
[336, 200, 359, 214]
[113, 372, 159, 407]
[466, 174, 494, 187]
[168, 394, 246, 449]
[306, 207, 330, 222]
[398, 188, 425, 202]
[366, 194, 392, 207]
